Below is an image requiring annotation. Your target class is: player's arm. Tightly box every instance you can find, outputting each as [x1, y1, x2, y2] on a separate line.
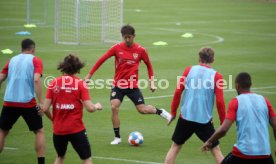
[201, 119, 234, 151]
[169, 66, 192, 125]
[201, 98, 237, 151]
[0, 61, 9, 89]
[33, 57, 43, 107]
[34, 73, 43, 105]
[42, 98, 53, 121]
[265, 97, 276, 153]
[85, 47, 115, 80]
[83, 101, 103, 113]
[0, 73, 7, 89]
[141, 49, 155, 92]
[270, 117, 276, 144]
[42, 81, 54, 121]
[214, 72, 226, 125]
[80, 81, 103, 112]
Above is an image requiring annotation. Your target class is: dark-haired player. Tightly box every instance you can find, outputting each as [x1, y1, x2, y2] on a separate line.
[43, 54, 102, 164]
[0, 38, 45, 164]
[85, 24, 171, 145]
[165, 47, 225, 164]
[202, 72, 276, 164]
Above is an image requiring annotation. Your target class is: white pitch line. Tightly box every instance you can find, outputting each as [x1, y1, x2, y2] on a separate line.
[125, 86, 276, 101]
[94, 156, 163, 164]
[4, 147, 18, 150]
[254, 91, 276, 95]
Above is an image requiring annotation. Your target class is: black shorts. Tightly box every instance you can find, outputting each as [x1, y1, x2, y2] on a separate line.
[172, 118, 219, 147]
[222, 153, 274, 164]
[110, 86, 145, 105]
[0, 106, 43, 131]
[53, 130, 91, 160]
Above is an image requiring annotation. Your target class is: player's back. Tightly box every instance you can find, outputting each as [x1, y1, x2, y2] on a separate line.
[235, 93, 270, 155]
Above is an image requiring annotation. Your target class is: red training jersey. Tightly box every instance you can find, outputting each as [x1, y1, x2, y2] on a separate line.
[226, 93, 276, 159]
[46, 75, 91, 135]
[1, 55, 43, 108]
[89, 42, 154, 89]
[171, 64, 225, 125]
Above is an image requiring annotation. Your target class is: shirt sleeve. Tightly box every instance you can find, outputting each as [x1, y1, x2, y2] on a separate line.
[33, 57, 43, 75]
[264, 97, 276, 118]
[214, 72, 226, 125]
[170, 66, 192, 117]
[80, 81, 91, 101]
[89, 46, 115, 76]
[1, 61, 9, 74]
[141, 49, 154, 79]
[226, 98, 238, 121]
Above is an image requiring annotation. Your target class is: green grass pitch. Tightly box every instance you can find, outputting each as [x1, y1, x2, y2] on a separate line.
[0, 0, 276, 163]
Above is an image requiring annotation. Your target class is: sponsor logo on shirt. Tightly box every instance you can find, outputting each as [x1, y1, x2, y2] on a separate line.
[119, 52, 124, 55]
[56, 103, 75, 110]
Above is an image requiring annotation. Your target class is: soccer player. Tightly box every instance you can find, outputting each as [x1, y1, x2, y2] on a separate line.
[165, 47, 225, 164]
[42, 54, 102, 164]
[201, 72, 276, 164]
[85, 24, 171, 145]
[0, 38, 45, 164]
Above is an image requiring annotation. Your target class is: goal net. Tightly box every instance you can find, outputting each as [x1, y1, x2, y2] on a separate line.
[54, 0, 123, 45]
[26, 0, 48, 24]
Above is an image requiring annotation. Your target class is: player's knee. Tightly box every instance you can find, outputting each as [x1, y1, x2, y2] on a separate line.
[111, 104, 119, 111]
[33, 128, 44, 135]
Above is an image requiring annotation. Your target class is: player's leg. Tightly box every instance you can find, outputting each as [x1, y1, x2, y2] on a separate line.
[55, 156, 65, 164]
[0, 129, 9, 153]
[83, 159, 92, 164]
[165, 118, 194, 164]
[53, 134, 69, 164]
[0, 106, 21, 153]
[110, 99, 122, 144]
[69, 130, 92, 164]
[210, 146, 224, 164]
[127, 88, 171, 121]
[22, 106, 45, 164]
[165, 142, 182, 164]
[195, 120, 224, 164]
[110, 87, 124, 144]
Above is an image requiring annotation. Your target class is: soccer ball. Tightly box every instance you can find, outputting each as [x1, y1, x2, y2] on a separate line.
[128, 131, 144, 146]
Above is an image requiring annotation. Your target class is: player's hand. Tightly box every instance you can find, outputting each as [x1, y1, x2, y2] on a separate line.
[84, 74, 91, 83]
[201, 141, 213, 152]
[37, 103, 44, 116]
[95, 103, 103, 111]
[167, 116, 175, 126]
[150, 81, 156, 92]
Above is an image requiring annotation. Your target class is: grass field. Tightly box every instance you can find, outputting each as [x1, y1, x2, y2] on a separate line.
[1, 0, 276, 163]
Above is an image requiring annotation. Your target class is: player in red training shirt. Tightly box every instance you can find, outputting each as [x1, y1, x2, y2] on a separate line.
[42, 54, 102, 164]
[202, 72, 276, 164]
[165, 47, 225, 164]
[85, 24, 171, 145]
